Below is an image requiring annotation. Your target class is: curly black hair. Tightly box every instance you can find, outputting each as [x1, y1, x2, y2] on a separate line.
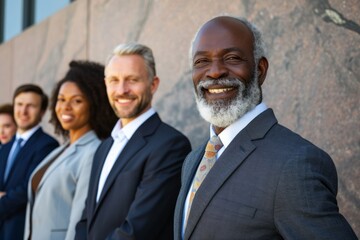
[49, 60, 118, 139]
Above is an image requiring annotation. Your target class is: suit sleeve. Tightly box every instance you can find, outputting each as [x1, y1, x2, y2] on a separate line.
[274, 145, 357, 239]
[65, 146, 98, 240]
[107, 134, 191, 240]
[75, 207, 87, 240]
[0, 140, 58, 220]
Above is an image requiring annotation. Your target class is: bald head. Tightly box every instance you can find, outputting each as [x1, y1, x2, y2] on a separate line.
[190, 16, 266, 67]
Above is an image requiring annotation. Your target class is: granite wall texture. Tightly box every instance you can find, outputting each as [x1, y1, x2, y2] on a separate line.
[0, 0, 359, 236]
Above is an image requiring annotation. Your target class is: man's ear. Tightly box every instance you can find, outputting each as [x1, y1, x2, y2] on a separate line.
[151, 76, 160, 95]
[257, 57, 268, 86]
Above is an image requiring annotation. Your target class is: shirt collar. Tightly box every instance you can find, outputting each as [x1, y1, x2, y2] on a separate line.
[210, 103, 268, 148]
[111, 108, 156, 141]
[16, 124, 41, 143]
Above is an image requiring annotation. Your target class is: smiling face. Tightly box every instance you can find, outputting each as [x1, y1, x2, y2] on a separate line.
[191, 17, 268, 133]
[55, 81, 91, 140]
[14, 92, 44, 134]
[105, 54, 159, 126]
[0, 113, 17, 144]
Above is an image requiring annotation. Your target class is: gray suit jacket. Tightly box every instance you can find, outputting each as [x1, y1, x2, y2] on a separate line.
[24, 131, 101, 240]
[174, 109, 357, 240]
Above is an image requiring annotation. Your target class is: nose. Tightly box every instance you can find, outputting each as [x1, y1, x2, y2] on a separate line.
[19, 105, 28, 115]
[206, 59, 228, 79]
[115, 81, 130, 95]
[56, 100, 71, 110]
[65, 100, 74, 109]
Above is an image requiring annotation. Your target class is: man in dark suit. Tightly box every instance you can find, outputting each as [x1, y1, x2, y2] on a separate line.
[75, 43, 191, 240]
[174, 16, 357, 240]
[0, 84, 59, 240]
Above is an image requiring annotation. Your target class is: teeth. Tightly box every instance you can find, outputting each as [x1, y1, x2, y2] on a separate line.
[117, 99, 132, 103]
[208, 88, 233, 94]
[61, 115, 72, 120]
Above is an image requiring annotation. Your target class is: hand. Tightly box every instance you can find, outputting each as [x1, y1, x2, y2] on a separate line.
[0, 191, 6, 198]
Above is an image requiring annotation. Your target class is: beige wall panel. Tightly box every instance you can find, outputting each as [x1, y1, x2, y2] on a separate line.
[0, 41, 13, 104]
[12, 0, 88, 93]
[9, 0, 88, 137]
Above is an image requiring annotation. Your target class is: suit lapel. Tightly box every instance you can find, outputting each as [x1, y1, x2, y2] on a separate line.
[4, 128, 43, 185]
[36, 143, 72, 190]
[182, 146, 206, 202]
[184, 109, 278, 239]
[95, 134, 146, 207]
[27, 144, 66, 208]
[174, 145, 205, 240]
[89, 114, 162, 226]
[88, 138, 113, 218]
[184, 132, 255, 239]
[37, 132, 96, 190]
[11, 128, 42, 165]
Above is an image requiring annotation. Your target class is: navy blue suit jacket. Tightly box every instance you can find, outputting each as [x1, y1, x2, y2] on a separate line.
[0, 127, 59, 240]
[76, 113, 191, 240]
[174, 109, 357, 240]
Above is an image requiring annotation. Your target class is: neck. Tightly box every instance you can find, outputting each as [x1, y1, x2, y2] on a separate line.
[213, 126, 225, 135]
[69, 127, 91, 144]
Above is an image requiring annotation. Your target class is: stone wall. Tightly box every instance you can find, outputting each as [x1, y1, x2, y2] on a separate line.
[0, 0, 359, 236]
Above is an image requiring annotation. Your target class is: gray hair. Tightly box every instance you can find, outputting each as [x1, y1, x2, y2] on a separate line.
[189, 16, 266, 67]
[108, 42, 157, 80]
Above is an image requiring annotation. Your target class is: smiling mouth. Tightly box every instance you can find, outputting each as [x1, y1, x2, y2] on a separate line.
[116, 98, 133, 104]
[207, 87, 235, 94]
[61, 114, 73, 121]
[197, 78, 241, 100]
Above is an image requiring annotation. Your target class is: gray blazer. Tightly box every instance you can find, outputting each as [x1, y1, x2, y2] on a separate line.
[24, 131, 100, 240]
[174, 109, 357, 240]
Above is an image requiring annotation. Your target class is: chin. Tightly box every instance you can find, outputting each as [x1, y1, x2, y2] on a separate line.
[195, 77, 261, 128]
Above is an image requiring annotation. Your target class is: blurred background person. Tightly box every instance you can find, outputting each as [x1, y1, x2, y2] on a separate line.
[0, 104, 17, 146]
[0, 84, 59, 240]
[24, 60, 117, 240]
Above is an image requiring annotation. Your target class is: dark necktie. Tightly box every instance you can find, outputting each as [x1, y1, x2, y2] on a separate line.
[4, 138, 23, 181]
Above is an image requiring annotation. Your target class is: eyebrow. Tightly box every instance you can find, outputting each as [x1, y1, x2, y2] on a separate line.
[57, 93, 85, 98]
[193, 47, 246, 58]
[105, 74, 140, 80]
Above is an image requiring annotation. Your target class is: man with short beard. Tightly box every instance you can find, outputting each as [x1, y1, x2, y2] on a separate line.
[174, 16, 357, 240]
[75, 43, 191, 240]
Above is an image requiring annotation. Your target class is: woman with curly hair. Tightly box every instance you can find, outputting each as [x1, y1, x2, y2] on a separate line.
[24, 60, 117, 240]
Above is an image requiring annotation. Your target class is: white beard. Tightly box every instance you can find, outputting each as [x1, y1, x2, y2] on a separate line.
[194, 74, 261, 128]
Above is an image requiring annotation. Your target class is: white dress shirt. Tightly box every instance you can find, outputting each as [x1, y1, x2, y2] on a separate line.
[8, 125, 41, 159]
[96, 108, 156, 202]
[182, 103, 268, 236]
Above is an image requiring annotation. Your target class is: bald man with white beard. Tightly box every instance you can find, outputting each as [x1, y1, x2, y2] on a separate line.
[174, 15, 357, 240]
